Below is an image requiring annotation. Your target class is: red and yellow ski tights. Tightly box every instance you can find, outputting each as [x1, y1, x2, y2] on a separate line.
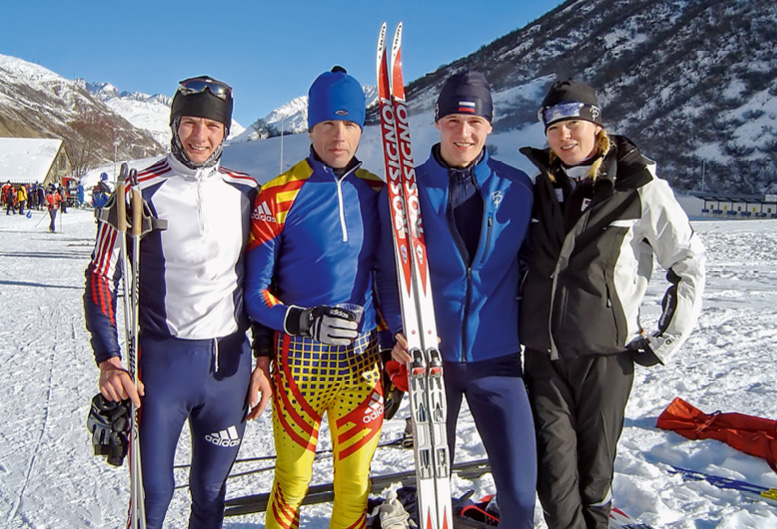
[265, 331, 383, 529]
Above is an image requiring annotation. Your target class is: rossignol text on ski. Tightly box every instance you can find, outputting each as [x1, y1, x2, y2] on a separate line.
[377, 21, 453, 529]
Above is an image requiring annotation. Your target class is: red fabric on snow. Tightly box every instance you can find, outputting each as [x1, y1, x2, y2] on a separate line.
[657, 397, 777, 471]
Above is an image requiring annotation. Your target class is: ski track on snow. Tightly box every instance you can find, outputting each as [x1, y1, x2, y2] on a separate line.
[5, 304, 58, 527]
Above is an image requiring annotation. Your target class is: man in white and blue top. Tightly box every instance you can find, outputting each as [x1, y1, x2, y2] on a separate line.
[83, 76, 267, 529]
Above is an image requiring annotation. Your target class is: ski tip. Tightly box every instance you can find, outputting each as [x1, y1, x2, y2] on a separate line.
[377, 22, 387, 55]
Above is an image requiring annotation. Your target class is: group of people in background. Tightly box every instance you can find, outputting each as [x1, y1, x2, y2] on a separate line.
[2, 180, 74, 232]
[2, 176, 115, 233]
[82, 63, 705, 529]
[3, 181, 41, 215]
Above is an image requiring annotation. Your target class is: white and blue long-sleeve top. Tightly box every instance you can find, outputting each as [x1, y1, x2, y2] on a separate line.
[83, 154, 259, 365]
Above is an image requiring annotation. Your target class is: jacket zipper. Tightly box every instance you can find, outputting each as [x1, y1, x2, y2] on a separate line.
[480, 216, 493, 264]
[462, 266, 472, 361]
[335, 174, 348, 242]
[196, 169, 206, 233]
[548, 209, 593, 359]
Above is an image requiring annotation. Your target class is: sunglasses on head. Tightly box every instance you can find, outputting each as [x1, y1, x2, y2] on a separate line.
[177, 77, 232, 100]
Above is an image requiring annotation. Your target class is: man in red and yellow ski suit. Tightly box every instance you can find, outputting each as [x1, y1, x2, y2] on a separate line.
[245, 67, 384, 529]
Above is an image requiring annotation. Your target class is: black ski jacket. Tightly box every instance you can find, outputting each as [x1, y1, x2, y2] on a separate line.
[519, 135, 705, 362]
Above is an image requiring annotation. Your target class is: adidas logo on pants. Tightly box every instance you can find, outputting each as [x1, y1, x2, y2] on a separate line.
[205, 426, 241, 448]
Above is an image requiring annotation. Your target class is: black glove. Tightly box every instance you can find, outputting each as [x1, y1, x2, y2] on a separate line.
[86, 393, 131, 466]
[284, 305, 359, 346]
[626, 337, 661, 367]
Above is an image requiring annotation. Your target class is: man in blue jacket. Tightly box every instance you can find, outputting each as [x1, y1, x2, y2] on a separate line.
[375, 71, 537, 528]
[244, 66, 385, 529]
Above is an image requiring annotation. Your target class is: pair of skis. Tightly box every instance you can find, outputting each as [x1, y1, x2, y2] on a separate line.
[377, 22, 453, 529]
[114, 163, 146, 529]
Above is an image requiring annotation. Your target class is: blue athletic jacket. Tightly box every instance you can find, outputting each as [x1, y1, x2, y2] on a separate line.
[244, 150, 384, 333]
[375, 146, 533, 363]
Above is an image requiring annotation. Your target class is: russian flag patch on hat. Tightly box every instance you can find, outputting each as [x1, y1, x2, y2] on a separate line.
[458, 101, 476, 113]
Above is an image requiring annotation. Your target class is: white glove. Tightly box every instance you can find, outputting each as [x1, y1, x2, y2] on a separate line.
[284, 305, 358, 346]
[379, 490, 413, 529]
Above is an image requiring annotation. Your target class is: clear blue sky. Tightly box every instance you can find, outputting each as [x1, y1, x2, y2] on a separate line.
[1, 1, 565, 126]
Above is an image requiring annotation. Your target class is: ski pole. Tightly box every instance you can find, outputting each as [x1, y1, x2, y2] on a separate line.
[127, 171, 146, 529]
[668, 465, 777, 504]
[35, 211, 47, 227]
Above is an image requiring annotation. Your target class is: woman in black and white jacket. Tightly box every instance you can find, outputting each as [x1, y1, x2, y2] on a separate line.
[520, 80, 705, 529]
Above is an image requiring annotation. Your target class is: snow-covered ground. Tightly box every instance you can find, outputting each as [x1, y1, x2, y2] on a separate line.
[1, 207, 776, 528]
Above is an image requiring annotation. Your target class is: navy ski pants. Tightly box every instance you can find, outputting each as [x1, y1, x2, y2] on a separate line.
[444, 353, 537, 529]
[138, 329, 252, 529]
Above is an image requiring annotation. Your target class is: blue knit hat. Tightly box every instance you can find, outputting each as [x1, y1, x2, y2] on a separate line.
[307, 66, 366, 130]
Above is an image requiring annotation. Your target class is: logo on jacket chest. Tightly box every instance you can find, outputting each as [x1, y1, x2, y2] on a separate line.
[251, 201, 276, 223]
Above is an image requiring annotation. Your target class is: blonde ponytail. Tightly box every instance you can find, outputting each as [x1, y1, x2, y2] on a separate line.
[586, 129, 611, 182]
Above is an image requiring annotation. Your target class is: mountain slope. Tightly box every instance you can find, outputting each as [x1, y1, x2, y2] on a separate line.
[0, 54, 162, 174]
[233, 86, 378, 142]
[393, 0, 777, 194]
[86, 81, 246, 146]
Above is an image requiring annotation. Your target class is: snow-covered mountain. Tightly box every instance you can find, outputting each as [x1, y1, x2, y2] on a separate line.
[391, 0, 777, 194]
[232, 86, 378, 143]
[224, 0, 776, 194]
[84, 81, 173, 148]
[0, 54, 246, 173]
[3, 0, 774, 194]
[85, 81, 245, 147]
[0, 54, 162, 172]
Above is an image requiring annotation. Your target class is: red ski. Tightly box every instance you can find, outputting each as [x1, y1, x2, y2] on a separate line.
[377, 21, 453, 529]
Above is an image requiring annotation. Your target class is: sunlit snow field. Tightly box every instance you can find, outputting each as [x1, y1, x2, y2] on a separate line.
[1, 206, 776, 528]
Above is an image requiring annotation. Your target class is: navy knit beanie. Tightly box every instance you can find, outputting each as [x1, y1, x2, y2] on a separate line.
[308, 66, 366, 130]
[435, 71, 493, 122]
[538, 79, 602, 130]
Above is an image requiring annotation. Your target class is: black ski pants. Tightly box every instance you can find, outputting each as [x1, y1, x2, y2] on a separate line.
[524, 350, 634, 529]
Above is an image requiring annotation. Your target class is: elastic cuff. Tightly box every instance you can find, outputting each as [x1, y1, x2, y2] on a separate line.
[283, 306, 305, 336]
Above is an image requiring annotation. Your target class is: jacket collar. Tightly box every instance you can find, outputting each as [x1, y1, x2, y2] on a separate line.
[520, 135, 651, 191]
[428, 143, 491, 187]
[306, 146, 363, 180]
[167, 153, 221, 181]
